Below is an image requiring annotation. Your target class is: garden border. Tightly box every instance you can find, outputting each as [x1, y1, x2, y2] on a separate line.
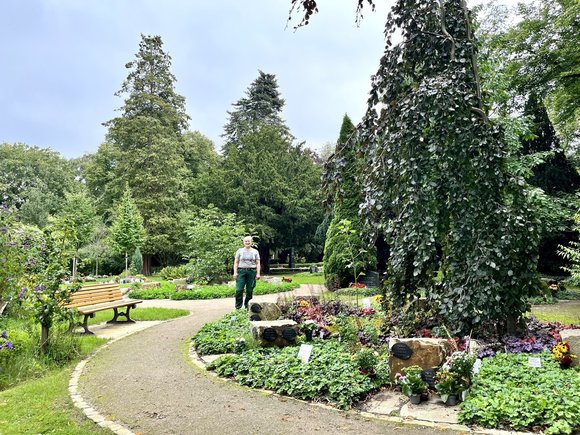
[187, 344, 535, 435]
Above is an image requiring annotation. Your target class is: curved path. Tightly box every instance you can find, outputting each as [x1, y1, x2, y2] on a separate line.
[78, 286, 460, 434]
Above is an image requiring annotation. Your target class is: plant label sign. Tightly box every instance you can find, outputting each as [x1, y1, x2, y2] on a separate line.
[298, 344, 313, 363]
[528, 357, 542, 368]
[363, 298, 371, 308]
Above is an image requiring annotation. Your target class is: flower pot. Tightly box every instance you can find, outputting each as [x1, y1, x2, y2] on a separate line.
[304, 330, 313, 342]
[409, 394, 422, 405]
[560, 362, 572, 369]
[445, 395, 458, 406]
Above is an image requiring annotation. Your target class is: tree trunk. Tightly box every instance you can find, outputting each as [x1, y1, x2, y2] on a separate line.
[143, 254, 152, 276]
[125, 251, 129, 277]
[40, 324, 49, 354]
[289, 247, 295, 269]
[259, 244, 270, 274]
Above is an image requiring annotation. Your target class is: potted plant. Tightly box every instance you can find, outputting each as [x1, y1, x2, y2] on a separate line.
[435, 370, 463, 405]
[435, 351, 476, 405]
[300, 320, 317, 342]
[395, 365, 428, 404]
[552, 340, 577, 368]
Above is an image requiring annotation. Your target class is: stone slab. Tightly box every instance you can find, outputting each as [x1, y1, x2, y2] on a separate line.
[358, 390, 407, 416]
[400, 396, 460, 424]
[388, 337, 453, 381]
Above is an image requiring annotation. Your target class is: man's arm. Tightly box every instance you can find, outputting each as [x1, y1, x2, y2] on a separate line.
[233, 255, 239, 278]
[256, 258, 261, 279]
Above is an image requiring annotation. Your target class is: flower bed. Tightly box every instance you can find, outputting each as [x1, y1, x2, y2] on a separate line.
[460, 351, 580, 434]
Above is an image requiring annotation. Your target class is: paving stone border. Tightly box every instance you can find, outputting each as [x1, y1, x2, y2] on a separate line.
[188, 345, 534, 435]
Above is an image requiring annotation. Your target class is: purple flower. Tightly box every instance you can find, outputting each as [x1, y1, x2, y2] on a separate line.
[19, 287, 27, 299]
[6, 341, 13, 350]
[1, 331, 7, 339]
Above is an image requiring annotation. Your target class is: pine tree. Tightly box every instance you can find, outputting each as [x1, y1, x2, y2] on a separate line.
[222, 70, 291, 151]
[101, 35, 190, 269]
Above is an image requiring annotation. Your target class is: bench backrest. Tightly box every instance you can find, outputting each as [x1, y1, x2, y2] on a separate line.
[65, 283, 123, 308]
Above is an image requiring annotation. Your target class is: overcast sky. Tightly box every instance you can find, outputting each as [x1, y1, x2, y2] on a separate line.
[0, 0, 520, 159]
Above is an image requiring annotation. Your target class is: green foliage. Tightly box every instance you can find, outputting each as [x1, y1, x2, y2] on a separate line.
[96, 34, 191, 263]
[108, 186, 145, 259]
[184, 205, 247, 284]
[459, 351, 580, 434]
[208, 341, 378, 409]
[395, 365, 428, 397]
[0, 143, 75, 228]
[559, 214, 580, 285]
[325, 218, 376, 291]
[324, 115, 376, 290]
[332, 0, 543, 334]
[213, 71, 324, 262]
[129, 280, 298, 300]
[129, 247, 143, 275]
[158, 264, 190, 280]
[192, 310, 250, 355]
[0, 206, 29, 301]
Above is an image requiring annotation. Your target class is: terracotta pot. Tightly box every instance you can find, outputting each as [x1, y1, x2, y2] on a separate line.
[560, 362, 571, 369]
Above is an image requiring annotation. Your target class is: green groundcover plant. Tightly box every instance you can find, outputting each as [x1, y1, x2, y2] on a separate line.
[129, 281, 298, 300]
[192, 310, 250, 355]
[459, 351, 580, 434]
[207, 340, 388, 409]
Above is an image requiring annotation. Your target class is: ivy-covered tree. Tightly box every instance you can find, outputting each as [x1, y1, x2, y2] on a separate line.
[323, 115, 376, 289]
[98, 34, 190, 270]
[317, 0, 541, 333]
[109, 186, 146, 276]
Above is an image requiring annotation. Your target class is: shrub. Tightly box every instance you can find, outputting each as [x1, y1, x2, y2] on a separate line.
[158, 265, 191, 280]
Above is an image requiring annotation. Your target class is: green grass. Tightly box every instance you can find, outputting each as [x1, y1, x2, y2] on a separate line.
[0, 365, 111, 434]
[87, 307, 189, 325]
[530, 301, 580, 325]
[283, 272, 325, 285]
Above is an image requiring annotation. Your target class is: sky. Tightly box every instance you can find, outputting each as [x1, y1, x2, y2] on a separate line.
[0, 0, 522, 159]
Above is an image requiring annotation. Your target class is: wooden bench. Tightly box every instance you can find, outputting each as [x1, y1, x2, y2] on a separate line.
[64, 283, 142, 334]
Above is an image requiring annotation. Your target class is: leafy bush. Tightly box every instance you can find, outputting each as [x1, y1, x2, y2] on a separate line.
[158, 265, 191, 280]
[459, 351, 580, 434]
[129, 281, 298, 300]
[192, 310, 249, 355]
[208, 341, 380, 409]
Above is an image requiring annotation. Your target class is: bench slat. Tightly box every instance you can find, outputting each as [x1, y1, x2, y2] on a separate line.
[77, 299, 142, 315]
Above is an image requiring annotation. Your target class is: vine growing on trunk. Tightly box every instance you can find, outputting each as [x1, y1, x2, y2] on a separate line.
[321, 0, 542, 334]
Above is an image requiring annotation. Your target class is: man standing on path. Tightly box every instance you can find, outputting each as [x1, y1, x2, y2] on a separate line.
[233, 236, 260, 309]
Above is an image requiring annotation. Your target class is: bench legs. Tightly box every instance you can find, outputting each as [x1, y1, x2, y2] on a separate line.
[69, 314, 96, 335]
[106, 305, 137, 324]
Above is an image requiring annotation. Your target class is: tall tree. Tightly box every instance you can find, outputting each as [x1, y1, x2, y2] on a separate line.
[99, 34, 191, 270]
[222, 70, 291, 150]
[219, 71, 323, 271]
[489, 0, 579, 147]
[57, 187, 98, 280]
[319, 0, 541, 333]
[324, 114, 376, 289]
[0, 143, 75, 227]
[109, 186, 146, 276]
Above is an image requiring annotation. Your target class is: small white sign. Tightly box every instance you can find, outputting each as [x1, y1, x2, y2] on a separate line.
[297, 344, 313, 363]
[362, 298, 371, 308]
[528, 357, 542, 368]
[319, 330, 325, 339]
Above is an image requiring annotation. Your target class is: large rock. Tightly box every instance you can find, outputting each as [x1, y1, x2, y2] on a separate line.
[560, 329, 580, 367]
[251, 320, 298, 348]
[248, 301, 281, 321]
[388, 338, 454, 382]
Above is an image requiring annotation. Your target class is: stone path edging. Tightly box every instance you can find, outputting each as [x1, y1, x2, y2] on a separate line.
[69, 289, 535, 435]
[69, 317, 180, 435]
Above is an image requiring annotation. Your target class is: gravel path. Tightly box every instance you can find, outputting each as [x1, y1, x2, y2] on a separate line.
[78, 286, 459, 434]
